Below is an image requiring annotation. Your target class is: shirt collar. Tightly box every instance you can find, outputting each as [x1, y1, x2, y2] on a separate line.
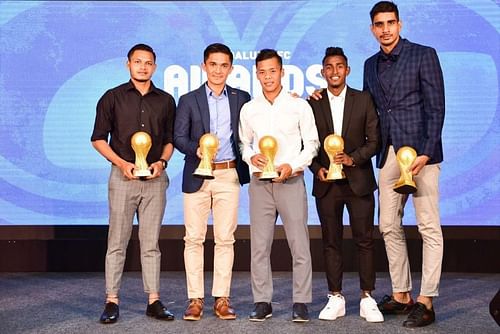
[379, 37, 404, 61]
[258, 86, 286, 105]
[126, 80, 159, 94]
[205, 83, 227, 98]
[326, 85, 347, 101]
[276, 86, 287, 100]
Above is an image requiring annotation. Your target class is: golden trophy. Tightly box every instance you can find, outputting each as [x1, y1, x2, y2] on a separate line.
[324, 134, 346, 180]
[131, 131, 152, 177]
[193, 133, 219, 179]
[394, 146, 417, 194]
[259, 136, 279, 180]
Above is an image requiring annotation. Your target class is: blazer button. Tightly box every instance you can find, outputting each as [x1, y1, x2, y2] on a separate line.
[387, 109, 391, 113]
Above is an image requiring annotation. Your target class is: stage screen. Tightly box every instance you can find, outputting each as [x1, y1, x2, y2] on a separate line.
[1, 1, 499, 226]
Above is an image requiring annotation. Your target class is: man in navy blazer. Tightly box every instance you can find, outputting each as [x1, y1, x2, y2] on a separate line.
[363, 1, 445, 328]
[174, 43, 250, 321]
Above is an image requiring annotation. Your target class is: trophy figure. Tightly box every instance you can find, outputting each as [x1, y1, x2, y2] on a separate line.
[394, 146, 417, 194]
[259, 136, 279, 181]
[324, 134, 346, 180]
[131, 131, 152, 177]
[193, 133, 219, 179]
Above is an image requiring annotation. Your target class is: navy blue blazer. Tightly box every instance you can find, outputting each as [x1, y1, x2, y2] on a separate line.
[363, 38, 445, 168]
[174, 83, 251, 193]
[309, 87, 380, 198]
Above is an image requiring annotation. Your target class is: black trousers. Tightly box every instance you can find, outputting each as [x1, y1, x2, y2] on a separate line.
[315, 180, 375, 292]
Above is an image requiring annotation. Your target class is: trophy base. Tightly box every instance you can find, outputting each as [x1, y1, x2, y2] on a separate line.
[133, 169, 152, 177]
[259, 171, 279, 181]
[193, 168, 215, 180]
[394, 184, 417, 194]
[326, 171, 346, 181]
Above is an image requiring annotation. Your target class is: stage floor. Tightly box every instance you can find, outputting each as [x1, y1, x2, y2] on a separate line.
[0, 272, 498, 334]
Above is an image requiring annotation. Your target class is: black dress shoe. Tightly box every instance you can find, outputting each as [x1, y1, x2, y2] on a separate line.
[377, 294, 415, 315]
[403, 302, 435, 327]
[100, 302, 119, 324]
[146, 300, 175, 321]
[292, 303, 310, 322]
[249, 302, 272, 322]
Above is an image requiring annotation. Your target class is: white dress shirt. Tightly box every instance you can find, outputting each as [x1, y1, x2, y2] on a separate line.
[326, 85, 347, 135]
[239, 88, 319, 174]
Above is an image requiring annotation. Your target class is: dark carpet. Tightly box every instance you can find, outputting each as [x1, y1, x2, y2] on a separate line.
[0, 272, 498, 334]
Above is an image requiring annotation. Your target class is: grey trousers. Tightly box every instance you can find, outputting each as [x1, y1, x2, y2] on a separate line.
[379, 146, 443, 297]
[105, 165, 168, 295]
[249, 175, 312, 303]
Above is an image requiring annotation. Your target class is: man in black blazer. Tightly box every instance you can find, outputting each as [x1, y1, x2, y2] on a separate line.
[309, 47, 382, 323]
[174, 43, 250, 321]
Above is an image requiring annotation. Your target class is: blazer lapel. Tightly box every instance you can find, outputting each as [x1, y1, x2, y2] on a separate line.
[368, 57, 385, 107]
[341, 87, 354, 137]
[386, 39, 410, 104]
[320, 89, 334, 134]
[195, 84, 210, 133]
[227, 85, 239, 136]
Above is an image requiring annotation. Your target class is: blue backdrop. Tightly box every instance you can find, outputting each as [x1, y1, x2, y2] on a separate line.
[1, 1, 499, 225]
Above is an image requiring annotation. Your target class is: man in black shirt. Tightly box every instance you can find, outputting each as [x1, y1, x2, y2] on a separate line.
[91, 43, 176, 324]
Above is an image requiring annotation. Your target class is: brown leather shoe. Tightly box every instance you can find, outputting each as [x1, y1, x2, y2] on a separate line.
[183, 298, 204, 321]
[214, 297, 236, 320]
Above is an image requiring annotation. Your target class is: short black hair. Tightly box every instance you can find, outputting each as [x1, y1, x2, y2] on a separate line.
[204, 43, 233, 64]
[255, 49, 282, 67]
[322, 47, 348, 66]
[370, 1, 399, 22]
[127, 43, 156, 62]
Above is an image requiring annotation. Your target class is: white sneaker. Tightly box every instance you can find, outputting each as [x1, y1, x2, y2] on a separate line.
[318, 294, 346, 320]
[360, 295, 384, 322]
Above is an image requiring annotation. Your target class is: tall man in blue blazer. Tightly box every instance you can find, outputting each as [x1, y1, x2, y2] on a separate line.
[174, 43, 251, 321]
[363, 1, 445, 328]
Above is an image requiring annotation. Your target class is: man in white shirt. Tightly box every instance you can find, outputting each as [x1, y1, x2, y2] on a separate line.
[239, 49, 319, 323]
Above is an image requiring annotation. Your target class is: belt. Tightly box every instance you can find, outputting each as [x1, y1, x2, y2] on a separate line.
[252, 171, 304, 178]
[212, 160, 237, 170]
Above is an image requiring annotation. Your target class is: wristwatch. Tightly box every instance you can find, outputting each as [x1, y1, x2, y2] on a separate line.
[159, 159, 168, 170]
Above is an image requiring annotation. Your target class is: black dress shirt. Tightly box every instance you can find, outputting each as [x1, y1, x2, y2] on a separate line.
[91, 81, 176, 164]
[377, 38, 403, 97]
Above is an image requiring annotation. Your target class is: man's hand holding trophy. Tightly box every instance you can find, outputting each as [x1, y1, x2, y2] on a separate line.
[393, 146, 418, 194]
[131, 131, 152, 179]
[324, 134, 346, 181]
[193, 133, 219, 179]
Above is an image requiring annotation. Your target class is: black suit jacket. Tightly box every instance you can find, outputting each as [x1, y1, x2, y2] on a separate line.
[308, 87, 380, 198]
[174, 83, 251, 193]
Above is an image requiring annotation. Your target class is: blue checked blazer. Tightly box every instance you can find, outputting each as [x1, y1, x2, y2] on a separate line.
[363, 38, 445, 168]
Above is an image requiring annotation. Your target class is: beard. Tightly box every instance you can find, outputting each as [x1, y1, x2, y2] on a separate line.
[380, 35, 398, 47]
[133, 77, 150, 83]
